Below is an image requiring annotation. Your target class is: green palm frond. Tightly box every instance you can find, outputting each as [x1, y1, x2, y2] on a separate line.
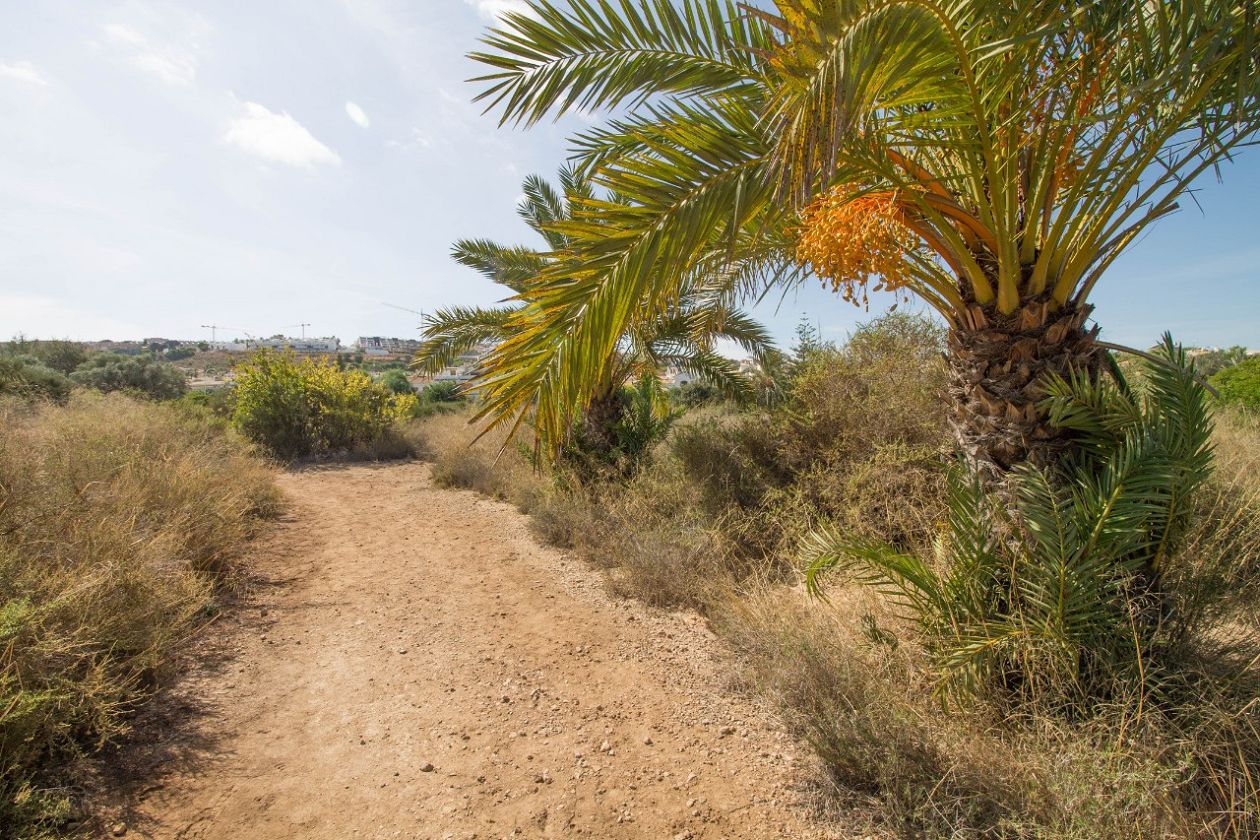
[471, 0, 773, 127]
[518, 174, 570, 249]
[656, 349, 752, 403]
[411, 306, 516, 376]
[451, 239, 548, 292]
[801, 525, 944, 618]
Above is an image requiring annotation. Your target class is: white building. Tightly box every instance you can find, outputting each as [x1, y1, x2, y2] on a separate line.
[428, 343, 496, 385]
[660, 366, 698, 388]
[208, 337, 340, 354]
[357, 336, 424, 358]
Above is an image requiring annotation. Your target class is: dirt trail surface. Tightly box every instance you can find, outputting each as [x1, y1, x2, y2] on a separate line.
[113, 462, 841, 840]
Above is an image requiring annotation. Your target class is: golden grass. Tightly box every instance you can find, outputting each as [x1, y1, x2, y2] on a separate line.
[0, 393, 278, 836]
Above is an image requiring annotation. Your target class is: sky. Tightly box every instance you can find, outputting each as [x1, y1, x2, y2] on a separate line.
[0, 0, 1257, 352]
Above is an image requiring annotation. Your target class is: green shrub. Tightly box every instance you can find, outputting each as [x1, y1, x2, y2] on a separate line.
[70, 353, 187, 400]
[178, 386, 235, 419]
[1211, 355, 1260, 411]
[665, 312, 950, 558]
[420, 380, 463, 403]
[0, 393, 277, 835]
[0, 357, 72, 402]
[231, 350, 415, 459]
[674, 381, 722, 408]
[380, 368, 414, 394]
[10, 340, 89, 375]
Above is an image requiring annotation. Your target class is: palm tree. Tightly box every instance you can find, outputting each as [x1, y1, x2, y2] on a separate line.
[411, 169, 582, 377]
[415, 168, 774, 452]
[466, 0, 1259, 475]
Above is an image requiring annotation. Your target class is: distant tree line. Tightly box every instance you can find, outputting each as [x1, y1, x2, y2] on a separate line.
[0, 338, 188, 401]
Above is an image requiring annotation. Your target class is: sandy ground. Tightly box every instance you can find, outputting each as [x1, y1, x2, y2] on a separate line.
[105, 462, 843, 839]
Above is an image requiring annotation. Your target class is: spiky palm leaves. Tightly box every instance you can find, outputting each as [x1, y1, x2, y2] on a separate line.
[411, 172, 587, 378]
[469, 0, 1259, 472]
[803, 338, 1214, 704]
[415, 167, 775, 451]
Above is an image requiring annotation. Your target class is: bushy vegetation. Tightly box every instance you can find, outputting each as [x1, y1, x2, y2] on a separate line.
[69, 353, 187, 400]
[379, 368, 414, 395]
[2, 340, 89, 376]
[1211, 355, 1260, 411]
[419, 380, 463, 403]
[1194, 346, 1250, 378]
[231, 350, 417, 459]
[409, 314, 1260, 838]
[0, 393, 278, 837]
[0, 357, 72, 402]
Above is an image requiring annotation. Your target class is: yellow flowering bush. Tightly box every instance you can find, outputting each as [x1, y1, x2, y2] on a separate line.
[231, 350, 409, 458]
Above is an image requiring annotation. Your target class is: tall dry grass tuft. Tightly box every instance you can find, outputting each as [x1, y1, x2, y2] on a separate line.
[409, 410, 544, 501]
[0, 393, 278, 836]
[1195, 407, 1260, 626]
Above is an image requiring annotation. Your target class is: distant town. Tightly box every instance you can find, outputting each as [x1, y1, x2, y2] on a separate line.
[8, 333, 747, 393]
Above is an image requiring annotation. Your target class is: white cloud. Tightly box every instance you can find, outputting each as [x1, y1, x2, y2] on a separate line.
[0, 60, 49, 86]
[223, 102, 341, 168]
[103, 21, 198, 86]
[345, 101, 370, 129]
[386, 127, 433, 152]
[465, 0, 536, 23]
[103, 22, 145, 47]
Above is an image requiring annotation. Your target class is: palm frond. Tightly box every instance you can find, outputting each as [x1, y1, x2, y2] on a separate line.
[801, 525, 943, 618]
[451, 239, 548, 292]
[471, 0, 772, 127]
[411, 306, 516, 376]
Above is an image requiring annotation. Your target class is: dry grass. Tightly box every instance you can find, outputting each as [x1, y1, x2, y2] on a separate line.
[406, 411, 545, 502]
[718, 586, 1198, 839]
[1199, 407, 1260, 625]
[409, 324, 1260, 838]
[0, 393, 279, 837]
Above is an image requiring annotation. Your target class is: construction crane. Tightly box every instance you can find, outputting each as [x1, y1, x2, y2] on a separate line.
[285, 322, 312, 340]
[200, 325, 255, 343]
[384, 302, 425, 319]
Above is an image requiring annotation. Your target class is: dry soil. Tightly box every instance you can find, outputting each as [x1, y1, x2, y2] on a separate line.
[107, 461, 843, 840]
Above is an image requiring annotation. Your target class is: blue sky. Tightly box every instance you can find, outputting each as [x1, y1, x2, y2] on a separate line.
[1, 0, 1257, 351]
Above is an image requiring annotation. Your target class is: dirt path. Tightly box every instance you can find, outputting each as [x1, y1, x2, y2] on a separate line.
[113, 462, 840, 839]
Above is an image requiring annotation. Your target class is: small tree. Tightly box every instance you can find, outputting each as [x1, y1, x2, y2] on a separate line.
[380, 368, 414, 395]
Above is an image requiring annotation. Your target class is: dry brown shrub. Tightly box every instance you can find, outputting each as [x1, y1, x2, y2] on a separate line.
[0, 393, 278, 834]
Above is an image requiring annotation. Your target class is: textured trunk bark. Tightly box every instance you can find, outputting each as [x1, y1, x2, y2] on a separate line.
[578, 387, 625, 456]
[946, 298, 1102, 480]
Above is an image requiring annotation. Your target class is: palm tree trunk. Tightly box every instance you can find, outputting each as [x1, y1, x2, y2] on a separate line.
[577, 386, 625, 455]
[946, 298, 1102, 480]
